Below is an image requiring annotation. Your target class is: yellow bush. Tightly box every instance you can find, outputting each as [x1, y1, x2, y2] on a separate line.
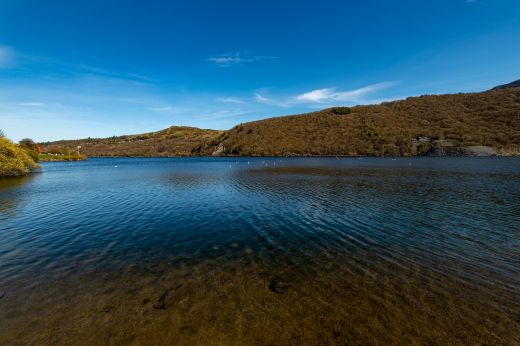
[0, 137, 40, 177]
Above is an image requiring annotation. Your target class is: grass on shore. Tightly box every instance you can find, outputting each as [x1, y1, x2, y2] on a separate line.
[39, 153, 87, 161]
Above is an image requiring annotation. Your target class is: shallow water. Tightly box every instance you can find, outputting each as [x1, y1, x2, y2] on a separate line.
[0, 157, 519, 345]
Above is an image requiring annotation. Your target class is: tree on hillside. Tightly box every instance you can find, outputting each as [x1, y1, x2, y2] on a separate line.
[0, 129, 5, 138]
[19, 138, 36, 149]
[18, 138, 40, 162]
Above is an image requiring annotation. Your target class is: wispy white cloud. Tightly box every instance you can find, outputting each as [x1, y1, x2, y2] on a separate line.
[54, 63, 152, 82]
[215, 97, 245, 104]
[16, 102, 46, 107]
[0, 45, 15, 69]
[125, 72, 152, 82]
[294, 88, 336, 103]
[149, 106, 175, 112]
[253, 82, 397, 107]
[0, 45, 151, 83]
[207, 51, 276, 67]
[200, 109, 248, 120]
[294, 82, 396, 103]
[254, 93, 271, 103]
[253, 92, 291, 107]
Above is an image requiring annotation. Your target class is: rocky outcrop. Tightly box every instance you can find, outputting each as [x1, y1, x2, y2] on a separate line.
[211, 143, 226, 156]
[428, 145, 497, 157]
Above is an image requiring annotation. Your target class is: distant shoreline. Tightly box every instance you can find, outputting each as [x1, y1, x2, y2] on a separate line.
[39, 153, 87, 162]
[52, 152, 516, 159]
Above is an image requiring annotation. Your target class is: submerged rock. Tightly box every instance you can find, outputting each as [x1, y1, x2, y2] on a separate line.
[153, 283, 184, 310]
[0, 287, 5, 299]
[268, 280, 287, 294]
[100, 305, 115, 313]
[153, 288, 172, 309]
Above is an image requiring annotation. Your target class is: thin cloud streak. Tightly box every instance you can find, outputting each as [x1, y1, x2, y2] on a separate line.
[17, 102, 46, 107]
[254, 92, 291, 107]
[254, 82, 398, 107]
[207, 51, 277, 67]
[294, 82, 397, 103]
[0, 45, 151, 83]
[215, 97, 245, 104]
[197, 109, 248, 121]
[149, 106, 175, 112]
[254, 93, 271, 103]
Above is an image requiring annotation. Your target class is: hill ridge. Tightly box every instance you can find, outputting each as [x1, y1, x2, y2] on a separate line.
[491, 79, 520, 90]
[42, 81, 520, 157]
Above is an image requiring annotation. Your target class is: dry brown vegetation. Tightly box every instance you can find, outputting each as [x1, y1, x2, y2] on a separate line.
[42, 126, 222, 157]
[201, 87, 520, 156]
[41, 85, 520, 157]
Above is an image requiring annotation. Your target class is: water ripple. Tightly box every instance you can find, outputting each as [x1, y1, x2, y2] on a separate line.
[1, 157, 519, 343]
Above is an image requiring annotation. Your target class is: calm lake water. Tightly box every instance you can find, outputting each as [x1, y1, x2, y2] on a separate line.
[1, 157, 519, 345]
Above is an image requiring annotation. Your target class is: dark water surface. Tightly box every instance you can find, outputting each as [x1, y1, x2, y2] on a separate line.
[1, 157, 519, 345]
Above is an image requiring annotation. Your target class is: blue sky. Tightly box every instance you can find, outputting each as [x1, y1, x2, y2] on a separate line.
[1, 0, 519, 141]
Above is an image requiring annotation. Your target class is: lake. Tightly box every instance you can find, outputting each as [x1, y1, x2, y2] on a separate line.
[0, 157, 519, 344]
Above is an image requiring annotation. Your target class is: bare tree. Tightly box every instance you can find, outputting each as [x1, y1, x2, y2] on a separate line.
[0, 129, 5, 138]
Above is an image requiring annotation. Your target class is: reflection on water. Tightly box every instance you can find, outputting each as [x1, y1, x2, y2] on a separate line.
[0, 175, 36, 219]
[0, 157, 519, 344]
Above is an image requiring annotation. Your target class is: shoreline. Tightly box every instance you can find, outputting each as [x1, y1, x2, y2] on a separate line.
[65, 153, 517, 159]
[39, 158, 87, 162]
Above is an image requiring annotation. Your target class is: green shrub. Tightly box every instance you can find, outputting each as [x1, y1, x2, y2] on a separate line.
[330, 107, 351, 115]
[0, 137, 40, 177]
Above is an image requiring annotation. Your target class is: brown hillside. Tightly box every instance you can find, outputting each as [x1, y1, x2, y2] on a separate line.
[41, 85, 520, 157]
[42, 126, 222, 157]
[201, 87, 520, 156]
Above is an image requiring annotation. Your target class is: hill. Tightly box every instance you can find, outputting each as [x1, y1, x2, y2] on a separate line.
[199, 87, 520, 156]
[41, 126, 222, 157]
[41, 83, 520, 157]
